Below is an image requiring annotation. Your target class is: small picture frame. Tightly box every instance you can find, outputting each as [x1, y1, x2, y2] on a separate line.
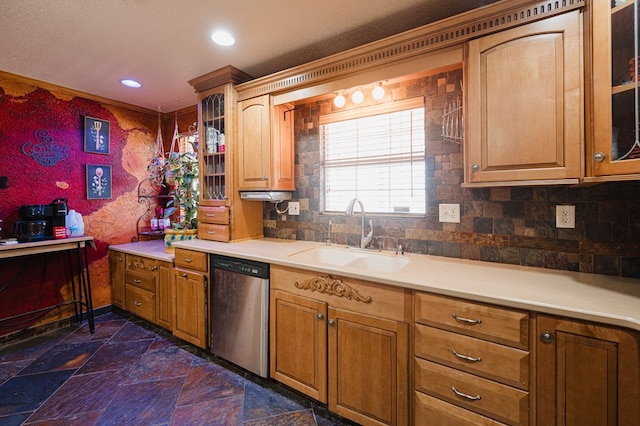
[86, 164, 112, 199]
[84, 116, 110, 154]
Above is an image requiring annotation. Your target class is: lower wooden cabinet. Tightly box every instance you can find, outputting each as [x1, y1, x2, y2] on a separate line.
[172, 249, 208, 348]
[536, 315, 640, 426]
[156, 261, 173, 330]
[108, 250, 125, 309]
[270, 265, 410, 426]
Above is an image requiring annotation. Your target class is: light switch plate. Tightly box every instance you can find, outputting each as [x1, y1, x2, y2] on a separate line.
[288, 201, 300, 215]
[556, 205, 575, 228]
[439, 204, 460, 223]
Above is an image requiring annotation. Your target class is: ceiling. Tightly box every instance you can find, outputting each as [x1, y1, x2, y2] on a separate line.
[1, 0, 499, 112]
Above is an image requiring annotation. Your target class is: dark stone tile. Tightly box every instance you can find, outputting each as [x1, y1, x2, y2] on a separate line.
[241, 379, 309, 423]
[0, 360, 30, 385]
[243, 409, 316, 425]
[521, 249, 543, 267]
[177, 362, 245, 407]
[60, 318, 126, 345]
[594, 255, 620, 276]
[110, 321, 158, 342]
[473, 217, 493, 234]
[25, 369, 127, 422]
[622, 257, 640, 278]
[170, 396, 243, 426]
[479, 246, 499, 263]
[0, 370, 74, 416]
[494, 218, 514, 235]
[76, 339, 152, 375]
[25, 409, 103, 425]
[585, 222, 612, 242]
[96, 377, 184, 425]
[123, 344, 196, 384]
[312, 403, 359, 426]
[543, 251, 568, 271]
[0, 329, 71, 363]
[499, 247, 521, 265]
[0, 412, 31, 426]
[18, 341, 104, 375]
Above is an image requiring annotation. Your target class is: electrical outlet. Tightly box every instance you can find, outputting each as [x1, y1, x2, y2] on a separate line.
[289, 201, 300, 215]
[556, 205, 575, 228]
[439, 203, 460, 223]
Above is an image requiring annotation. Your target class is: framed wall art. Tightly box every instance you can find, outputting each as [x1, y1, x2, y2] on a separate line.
[84, 116, 110, 154]
[86, 164, 112, 199]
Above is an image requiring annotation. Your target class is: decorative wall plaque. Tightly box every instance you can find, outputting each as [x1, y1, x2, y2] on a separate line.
[21, 129, 68, 166]
[295, 275, 372, 304]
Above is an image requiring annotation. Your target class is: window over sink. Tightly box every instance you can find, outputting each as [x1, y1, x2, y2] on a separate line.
[320, 97, 426, 215]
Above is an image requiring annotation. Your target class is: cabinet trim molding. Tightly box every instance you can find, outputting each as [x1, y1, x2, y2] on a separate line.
[236, 0, 584, 101]
[295, 275, 373, 304]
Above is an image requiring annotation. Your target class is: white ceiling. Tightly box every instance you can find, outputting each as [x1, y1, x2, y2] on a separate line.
[0, 0, 499, 112]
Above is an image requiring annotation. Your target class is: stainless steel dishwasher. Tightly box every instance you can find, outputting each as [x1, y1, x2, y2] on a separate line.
[210, 255, 269, 378]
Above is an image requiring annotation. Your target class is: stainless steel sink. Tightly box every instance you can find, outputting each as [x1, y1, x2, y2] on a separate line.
[289, 246, 409, 273]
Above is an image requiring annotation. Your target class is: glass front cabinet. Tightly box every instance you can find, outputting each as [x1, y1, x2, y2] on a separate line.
[589, 0, 640, 179]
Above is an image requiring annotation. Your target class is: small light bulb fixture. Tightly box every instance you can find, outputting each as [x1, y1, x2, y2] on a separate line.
[334, 92, 346, 108]
[121, 79, 142, 88]
[211, 30, 235, 46]
[372, 83, 385, 100]
[351, 88, 364, 104]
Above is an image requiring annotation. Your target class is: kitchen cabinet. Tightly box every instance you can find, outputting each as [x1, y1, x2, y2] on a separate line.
[536, 314, 640, 425]
[464, 11, 583, 186]
[587, 0, 640, 180]
[270, 265, 410, 426]
[172, 248, 208, 348]
[108, 250, 125, 309]
[189, 66, 263, 242]
[237, 94, 295, 191]
[156, 261, 172, 330]
[414, 292, 531, 426]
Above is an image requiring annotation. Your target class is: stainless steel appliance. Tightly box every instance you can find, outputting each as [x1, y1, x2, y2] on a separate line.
[15, 198, 68, 242]
[210, 255, 269, 378]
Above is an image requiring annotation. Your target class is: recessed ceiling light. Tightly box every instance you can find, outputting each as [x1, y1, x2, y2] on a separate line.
[211, 30, 235, 46]
[121, 79, 142, 88]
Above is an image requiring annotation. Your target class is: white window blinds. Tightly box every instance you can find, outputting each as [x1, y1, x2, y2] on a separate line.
[320, 98, 426, 215]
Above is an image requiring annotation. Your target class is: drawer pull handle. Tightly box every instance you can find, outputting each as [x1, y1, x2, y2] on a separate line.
[183, 258, 193, 263]
[452, 349, 482, 363]
[207, 231, 216, 234]
[133, 279, 142, 283]
[451, 386, 481, 401]
[206, 213, 216, 217]
[134, 300, 142, 306]
[182, 273, 188, 278]
[452, 314, 482, 325]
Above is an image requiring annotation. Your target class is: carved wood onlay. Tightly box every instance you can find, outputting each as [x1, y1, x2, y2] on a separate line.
[295, 275, 373, 304]
[236, 0, 584, 101]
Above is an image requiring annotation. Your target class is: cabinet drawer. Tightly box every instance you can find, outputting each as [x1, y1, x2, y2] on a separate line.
[198, 206, 229, 224]
[125, 254, 159, 274]
[415, 358, 528, 426]
[198, 223, 230, 242]
[125, 284, 156, 322]
[415, 391, 507, 426]
[174, 248, 208, 272]
[415, 324, 529, 390]
[415, 292, 529, 349]
[124, 270, 155, 292]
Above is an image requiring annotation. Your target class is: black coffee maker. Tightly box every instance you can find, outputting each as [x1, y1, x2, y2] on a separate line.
[16, 198, 68, 242]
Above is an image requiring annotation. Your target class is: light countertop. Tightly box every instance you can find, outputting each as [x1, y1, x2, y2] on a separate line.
[110, 238, 640, 332]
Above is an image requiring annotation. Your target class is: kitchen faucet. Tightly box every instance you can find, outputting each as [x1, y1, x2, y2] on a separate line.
[345, 198, 373, 249]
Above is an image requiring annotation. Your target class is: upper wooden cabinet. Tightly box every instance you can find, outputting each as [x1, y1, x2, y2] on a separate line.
[464, 11, 583, 186]
[189, 66, 264, 242]
[237, 94, 295, 191]
[587, 0, 640, 181]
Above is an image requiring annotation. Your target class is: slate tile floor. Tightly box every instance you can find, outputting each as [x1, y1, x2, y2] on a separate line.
[0, 311, 357, 426]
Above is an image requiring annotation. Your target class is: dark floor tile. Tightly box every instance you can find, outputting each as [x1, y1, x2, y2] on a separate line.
[25, 369, 127, 423]
[24, 409, 102, 425]
[96, 377, 184, 425]
[243, 409, 317, 425]
[123, 344, 197, 384]
[171, 395, 243, 426]
[0, 370, 74, 416]
[109, 321, 158, 342]
[177, 362, 245, 407]
[17, 341, 104, 375]
[241, 378, 309, 423]
[313, 403, 358, 426]
[0, 328, 72, 363]
[76, 339, 152, 375]
[0, 360, 31, 385]
[0, 412, 32, 426]
[60, 319, 126, 345]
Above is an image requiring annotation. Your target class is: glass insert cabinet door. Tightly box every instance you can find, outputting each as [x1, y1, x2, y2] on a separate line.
[200, 91, 227, 204]
[592, 0, 640, 176]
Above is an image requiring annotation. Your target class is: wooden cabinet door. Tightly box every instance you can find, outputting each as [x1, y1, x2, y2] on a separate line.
[108, 251, 125, 309]
[271, 104, 295, 191]
[536, 315, 640, 426]
[238, 95, 271, 190]
[465, 11, 582, 185]
[270, 290, 328, 403]
[156, 261, 172, 330]
[329, 307, 409, 426]
[172, 268, 208, 348]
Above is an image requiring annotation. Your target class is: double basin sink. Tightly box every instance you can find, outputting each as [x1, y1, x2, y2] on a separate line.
[288, 245, 409, 273]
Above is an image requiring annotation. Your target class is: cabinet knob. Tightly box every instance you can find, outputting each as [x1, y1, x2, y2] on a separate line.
[182, 273, 188, 278]
[328, 319, 335, 326]
[593, 152, 606, 162]
[263, 176, 268, 180]
[540, 331, 554, 343]
[317, 313, 324, 320]
[184, 257, 193, 263]
[471, 163, 479, 172]
[134, 300, 142, 306]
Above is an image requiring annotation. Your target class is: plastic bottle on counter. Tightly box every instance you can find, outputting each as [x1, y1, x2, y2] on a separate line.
[65, 210, 84, 237]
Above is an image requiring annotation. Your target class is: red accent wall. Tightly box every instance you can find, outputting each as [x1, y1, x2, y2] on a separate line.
[0, 74, 160, 336]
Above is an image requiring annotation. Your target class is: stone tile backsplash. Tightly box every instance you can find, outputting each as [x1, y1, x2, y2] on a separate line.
[264, 69, 640, 279]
